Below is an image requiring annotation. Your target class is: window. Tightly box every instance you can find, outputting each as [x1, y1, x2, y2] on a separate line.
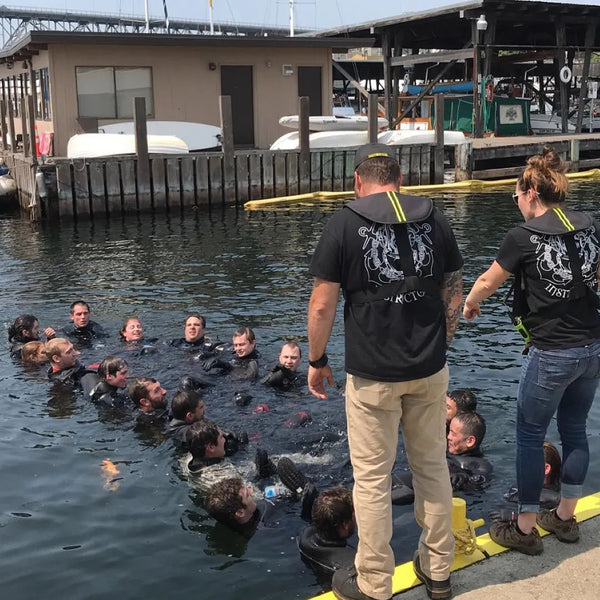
[76, 66, 153, 119]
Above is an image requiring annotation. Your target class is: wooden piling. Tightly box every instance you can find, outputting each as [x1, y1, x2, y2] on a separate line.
[134, 97, 151, 211]
[219, 95, 235, 201]
[298, 96, 310, 193]
[368, 93, 378, 143]
[433, 93, 445, 184]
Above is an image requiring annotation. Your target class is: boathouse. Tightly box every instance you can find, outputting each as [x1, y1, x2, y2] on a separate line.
[0, 31, 367, 155]
[319, 0, 600, 137]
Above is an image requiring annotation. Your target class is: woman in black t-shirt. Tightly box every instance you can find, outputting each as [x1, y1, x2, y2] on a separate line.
[463, 145, 600, 555]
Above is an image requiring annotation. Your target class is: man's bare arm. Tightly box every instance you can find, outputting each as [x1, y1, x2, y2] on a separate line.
[441, 268, 463, 346]
[307, 278, 340, 399]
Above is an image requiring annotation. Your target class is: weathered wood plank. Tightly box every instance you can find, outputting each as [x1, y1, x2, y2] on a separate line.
[236, 152, 250, 203]
[344, 151, 355, 191]
[152, 158, 166, 208]
[195, 155, 210, 205]
[287, 152, 299, 195]
[55, 161, 74, 217]
[136, 157, 152, 212]
[121, 159, 137, 213]
[249, 152, 262, 199]
[88, 161, 106, 215]
[262, 151, 274, 198]
[105, 160, 122, 215]
[209, 155, 223, 204]
[181, 156, 196, 207]
[310, 151, 321, 192]
[166, 157, 181, 209]
[274, 152, 287, 197]
[332, 151, 345, 191]
[72, 160, 90, 217]
[321, 151, 333, 191]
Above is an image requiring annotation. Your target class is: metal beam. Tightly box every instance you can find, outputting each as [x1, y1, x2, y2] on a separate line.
[391, 49, 473, 66]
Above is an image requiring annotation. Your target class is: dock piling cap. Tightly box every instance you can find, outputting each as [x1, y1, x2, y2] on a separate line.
[452, 497, 467, 529]
[354, 143, 397, 169]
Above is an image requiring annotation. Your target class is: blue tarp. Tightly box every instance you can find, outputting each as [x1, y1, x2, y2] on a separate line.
[407, 81, 474, 95]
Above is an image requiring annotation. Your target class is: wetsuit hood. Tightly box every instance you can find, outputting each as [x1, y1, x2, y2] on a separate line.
[520, 207, 593, 234]
[346, 191, 433, 224]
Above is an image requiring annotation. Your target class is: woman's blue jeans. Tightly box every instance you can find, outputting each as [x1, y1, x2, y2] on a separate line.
[517, 340, 600, 514]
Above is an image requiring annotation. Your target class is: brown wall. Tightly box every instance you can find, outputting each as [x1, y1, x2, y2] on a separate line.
[46, 42, 332, 155]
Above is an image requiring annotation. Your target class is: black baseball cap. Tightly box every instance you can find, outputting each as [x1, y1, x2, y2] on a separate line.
[354, 143, 397, 169]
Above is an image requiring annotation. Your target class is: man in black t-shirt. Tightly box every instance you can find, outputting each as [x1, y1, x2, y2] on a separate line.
[307, 144, 463, 600]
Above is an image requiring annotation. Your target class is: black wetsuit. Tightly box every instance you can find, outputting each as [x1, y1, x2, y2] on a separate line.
[47, 361, 93, 387]
[203, 348, 260, 381]
[391, 447, 492, 505]
[298, 525, 355, 586]
[63, 320, 107, 343]
[82, 374, 131, 408]
[261, 365, 304, 390]
[167, 418, 191, 445]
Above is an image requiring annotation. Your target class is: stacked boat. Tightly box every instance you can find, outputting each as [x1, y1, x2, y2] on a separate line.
[270, 115, 465, 150]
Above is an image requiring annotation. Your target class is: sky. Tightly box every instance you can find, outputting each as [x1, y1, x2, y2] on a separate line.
[10, 0, 600, 31]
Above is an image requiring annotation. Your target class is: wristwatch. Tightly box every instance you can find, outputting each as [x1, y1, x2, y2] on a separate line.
[309, 353, 328, 368]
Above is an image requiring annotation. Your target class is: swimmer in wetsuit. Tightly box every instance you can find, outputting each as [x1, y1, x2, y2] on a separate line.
[62, 300, 107, 344]
[8, 314, 55, 359]
[21, 341, 47, 364]
[446, 388, 477, 432]
[262, 341, 305, 390]
[499, 441, 562, 518]
[298, 486, 356, 588]
[119, 316, 158, 354]
[82, 356, 131, 408]
[202, 326, 260, 381]
[170, 313, 223, 354]
[392, 411, 492, 504]
[168, 389, 206, 445]
[45, 337, 91, 387]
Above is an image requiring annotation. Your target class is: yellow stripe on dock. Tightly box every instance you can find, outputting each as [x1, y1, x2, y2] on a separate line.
[307, 490, 600, 600]
[243, 169, 600, 210]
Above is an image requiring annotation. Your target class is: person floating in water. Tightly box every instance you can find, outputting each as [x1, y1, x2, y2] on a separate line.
[8, 314, 55, 359]
[262, 341, 304, 390]
[446, 388, 477, 432]
[83, 356, 131, 408]
[392, 411, 491, 504]
[45, 337, 91, 387]
[202, 326, 260, 381]
[62, 300, 107, 344]
[170, 313, 224, 355]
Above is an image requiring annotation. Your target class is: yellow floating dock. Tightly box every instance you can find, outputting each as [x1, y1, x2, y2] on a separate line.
[244, 168, 600, 211]
[308, 491, 600, 600]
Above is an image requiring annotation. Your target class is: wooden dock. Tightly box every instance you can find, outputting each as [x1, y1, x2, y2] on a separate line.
[457, 133, 600, 180]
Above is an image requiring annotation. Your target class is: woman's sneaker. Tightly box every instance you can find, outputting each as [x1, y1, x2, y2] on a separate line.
[489, 520, 543, 555]
[537, 509, 580, 543]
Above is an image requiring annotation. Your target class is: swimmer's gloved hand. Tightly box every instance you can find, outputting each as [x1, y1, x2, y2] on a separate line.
[449, 471, 470, 491]
[233, 392, 252, 406]
[261, 365, 296, 389]
[178, 375, 212, 391]
[223, 430, 249, 456]
[202, 356, 230, 372]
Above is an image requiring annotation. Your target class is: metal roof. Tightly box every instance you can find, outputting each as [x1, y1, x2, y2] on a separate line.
[314, 0, 600, 50]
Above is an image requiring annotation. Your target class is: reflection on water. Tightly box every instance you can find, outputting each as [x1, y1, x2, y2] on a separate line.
[2, 182, 600, 599]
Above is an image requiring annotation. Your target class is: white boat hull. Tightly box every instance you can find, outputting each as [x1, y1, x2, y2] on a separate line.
[270, 129, 466, 150]
[98, 121, 221, 151]
[530, 114, 576, 134]
[279, 115, 389, 131]
[67, 134, 189, 159]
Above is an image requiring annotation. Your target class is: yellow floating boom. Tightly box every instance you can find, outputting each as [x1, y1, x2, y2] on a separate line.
[244, 168, 600, 210]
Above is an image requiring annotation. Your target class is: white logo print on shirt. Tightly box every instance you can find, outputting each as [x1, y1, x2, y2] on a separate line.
[358, 222, 434, 303]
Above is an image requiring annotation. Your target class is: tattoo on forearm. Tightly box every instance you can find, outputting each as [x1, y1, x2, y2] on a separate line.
[441, 269, 463, 345]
